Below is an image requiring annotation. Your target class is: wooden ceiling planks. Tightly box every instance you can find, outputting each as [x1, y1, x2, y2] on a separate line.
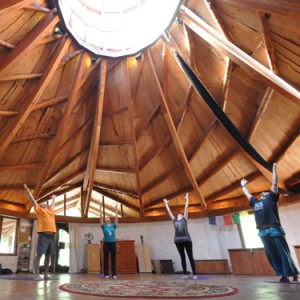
[0, 1, 299, 221]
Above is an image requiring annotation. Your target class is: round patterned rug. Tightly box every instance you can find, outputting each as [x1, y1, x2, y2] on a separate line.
[59, 280, 239, 298]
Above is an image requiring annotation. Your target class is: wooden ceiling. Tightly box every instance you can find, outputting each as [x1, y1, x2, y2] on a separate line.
[0, 0, 299, 222]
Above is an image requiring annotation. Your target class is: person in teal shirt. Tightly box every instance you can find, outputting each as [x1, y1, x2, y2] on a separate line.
[100, 203, 118, 279]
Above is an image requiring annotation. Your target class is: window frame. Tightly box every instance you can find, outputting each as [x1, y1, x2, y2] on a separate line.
[0, 216, 19, 256]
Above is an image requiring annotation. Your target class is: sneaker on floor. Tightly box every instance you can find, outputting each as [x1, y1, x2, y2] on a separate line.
[279, 276, 290, 283]
[44, 275, 51, 280]
[192, 275, 198, 280]
[181, 275, 188, 280]
[34, 276, 43, 281]
[113, 275, 118, 279]
[105, 275, 109, 279]
[292, 275, 300, 282]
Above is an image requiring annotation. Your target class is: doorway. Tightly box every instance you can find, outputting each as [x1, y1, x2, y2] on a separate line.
[40, 223, 70, 273]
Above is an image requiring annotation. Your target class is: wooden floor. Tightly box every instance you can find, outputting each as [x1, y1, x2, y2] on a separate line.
[1, 273, 300, 299]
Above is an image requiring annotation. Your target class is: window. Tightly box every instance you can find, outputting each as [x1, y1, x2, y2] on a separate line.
[57, 0, 182, 57]
[0, 217, 18, 254]
[239, 213, 263, 248]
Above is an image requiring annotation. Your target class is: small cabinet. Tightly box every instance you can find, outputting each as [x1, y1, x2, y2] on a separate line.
[228, 248, 275, 275]
[17, 243, 31, 272]
[86, 243, 101, 273]
[101, 240, 137, 273]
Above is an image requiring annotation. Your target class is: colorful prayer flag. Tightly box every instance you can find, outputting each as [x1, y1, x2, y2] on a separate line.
[216, 216, 225, 226]
[232, 213, 241, 224]
[209, 216, 216, 225]
[224, 215, 234, 225]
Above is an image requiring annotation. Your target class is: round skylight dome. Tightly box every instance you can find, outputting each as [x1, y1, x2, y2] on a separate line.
[57, 0, 182, 58]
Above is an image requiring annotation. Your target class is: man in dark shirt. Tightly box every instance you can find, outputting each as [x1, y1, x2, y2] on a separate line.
[241, 163, 299, 283]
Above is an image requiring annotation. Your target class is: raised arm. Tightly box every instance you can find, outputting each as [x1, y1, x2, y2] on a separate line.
[163, 198, 175, 220]
[99, 203, 104, 226]
[271, 163, 278, 194]
[115, 202, 119, 225]
[183, 193, 189, 220]
[240, 179, 253, 201]
[24, 184, 37, 208]
[49, 194, 56, 209]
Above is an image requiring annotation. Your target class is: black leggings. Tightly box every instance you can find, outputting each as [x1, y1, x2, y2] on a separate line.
[103, 242, 117, 276]
[175, 241, 196, 275]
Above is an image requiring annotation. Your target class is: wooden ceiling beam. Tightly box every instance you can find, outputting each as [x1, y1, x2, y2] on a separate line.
[258, 12, 279, 74]
[38, 182, 83, 201]
[180, 6, 300, 104]
[124, 59, 144, 217]
[99, 140, 132, 147]
[0, 9, 59, 77]
[136, 103, 161, 140]
[33, 95, 68, 111]
[93, 186, 140, 213]
[188, 119, 218, 162]
[94, 183, 138, 199]
[0, 95, 68, 118]
[37, 34, 63, 46]
[131, 54, 145, 105]
[196, 148, 239, 186]
[25, 3, 50, 13]
[139, 137, 172, 171]
[0, 73, 42, 81]
[221, 60, 233, 111]
[0, 34, 70, 160]
[55, 200, 78, 215]
[273, 124, 300, 163]
[57, 118, 93, 154]
[0, 0, 34, 13]
[83, 60, 107, 217]
[221, 0, 300, 14]
[177, 86, 193, 132]
[103, 106, 128, 117]
[205, 1, 232, 40]
[33, 171, 84, 205]
[11, 132, 55, 144]
[247, 87, 273, 139]
[142, 166, 182, 195]
[0, 163, 43, 171]
[45, 148, 89, 184]
[0, 39, 15, 49]
[206, 172, 261, 204]
[171, 9, 289, 189]
[96, 166, 135, 174]
[146, 50, 207, 209]
[33, 52, 87, 197]
[143, 121, 218, 195]
[285, 170, 300, 188]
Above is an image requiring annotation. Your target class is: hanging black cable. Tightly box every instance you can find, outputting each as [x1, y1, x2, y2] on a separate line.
[173, 50, 296, 195]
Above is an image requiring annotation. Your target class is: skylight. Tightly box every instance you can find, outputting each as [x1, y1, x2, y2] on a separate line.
[57, 0, 182, 58]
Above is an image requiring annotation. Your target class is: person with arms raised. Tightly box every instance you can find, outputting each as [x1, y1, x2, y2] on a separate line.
[241, 163, 299, 283]
[24, 184, 56, 280]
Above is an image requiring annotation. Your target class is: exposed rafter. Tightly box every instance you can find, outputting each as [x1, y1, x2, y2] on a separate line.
[179, 5, 300, 104]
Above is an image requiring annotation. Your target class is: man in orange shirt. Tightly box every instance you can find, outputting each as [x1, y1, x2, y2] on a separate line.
[24, 184, 57, 280]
